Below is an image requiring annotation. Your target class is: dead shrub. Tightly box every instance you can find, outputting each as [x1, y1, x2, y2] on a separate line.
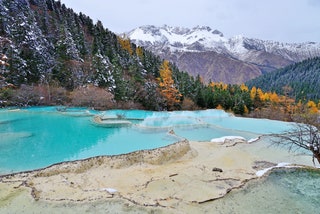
[70, 85, 115, 109]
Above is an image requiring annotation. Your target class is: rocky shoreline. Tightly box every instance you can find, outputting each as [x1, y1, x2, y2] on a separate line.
[0, 138, 314, 213]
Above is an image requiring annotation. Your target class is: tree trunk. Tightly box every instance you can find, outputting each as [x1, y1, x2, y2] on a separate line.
[314, 152, 320, 165]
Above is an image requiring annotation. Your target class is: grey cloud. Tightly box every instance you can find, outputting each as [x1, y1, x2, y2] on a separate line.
[61, 0, 320, 43]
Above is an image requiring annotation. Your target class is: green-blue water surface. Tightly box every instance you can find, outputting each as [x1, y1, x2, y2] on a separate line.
[0, 107, 294, 174]
[206, 168, 320, 213]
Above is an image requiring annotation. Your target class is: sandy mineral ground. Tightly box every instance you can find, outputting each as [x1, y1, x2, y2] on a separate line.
[0, 138, 316, 213]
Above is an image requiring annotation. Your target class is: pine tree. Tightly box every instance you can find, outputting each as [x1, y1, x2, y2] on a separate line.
[92, 52, 114, 89]
[0, 38, 10, 88]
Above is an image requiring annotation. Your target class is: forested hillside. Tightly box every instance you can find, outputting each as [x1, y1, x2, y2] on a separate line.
[246, 57, 320, 101]
[0, 0, 199, 110]
[0, 0, 319, 117]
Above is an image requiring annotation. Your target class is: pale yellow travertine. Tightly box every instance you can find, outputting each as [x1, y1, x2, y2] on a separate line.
[0, 139, 315, 213]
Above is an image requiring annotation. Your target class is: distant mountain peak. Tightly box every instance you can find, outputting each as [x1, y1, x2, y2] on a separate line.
[128, 25, 228, 52]
[128, 25, 320, 59]
[126, 25, 320, 84]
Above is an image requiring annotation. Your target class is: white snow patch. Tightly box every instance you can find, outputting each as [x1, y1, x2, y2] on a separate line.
[101, 188, 118, 194]
[210, 136, 245, 143]
[256, 162, 292, 177]
[128, 25, 228, 51]
[248, 138, 260, 143]
[129, 28, 159, 43]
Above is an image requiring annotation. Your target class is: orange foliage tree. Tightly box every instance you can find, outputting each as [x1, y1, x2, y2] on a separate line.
[209, 82, 228, 91]
[157, 60, 182, 110]
[268, 92, 280, 103]
[136, 46, 144, 59]
[247, 83, 319, 121]
[250, 86, 257, 100]
[240, 83, 248, 92]
[307, 100, 319, 113]
[117, 35, 133, 55]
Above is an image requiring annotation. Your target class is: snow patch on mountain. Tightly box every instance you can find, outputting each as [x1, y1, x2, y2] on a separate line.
[127, 25, 320, 61]
[128, 25, 228, 53]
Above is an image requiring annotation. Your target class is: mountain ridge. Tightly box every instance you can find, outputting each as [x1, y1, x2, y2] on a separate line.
[127, 25, 320, 84]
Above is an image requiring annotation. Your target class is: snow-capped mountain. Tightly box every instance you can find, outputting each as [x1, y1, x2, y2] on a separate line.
[129, 25, 228, 53]
[127, 25, 320, 84]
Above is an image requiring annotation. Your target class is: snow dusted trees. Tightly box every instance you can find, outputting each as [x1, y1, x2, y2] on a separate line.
[1, 0, 319, 112]
[91, 52, 114, 89]
[0, 0, 167, 108]
[0, 36, 11, 90]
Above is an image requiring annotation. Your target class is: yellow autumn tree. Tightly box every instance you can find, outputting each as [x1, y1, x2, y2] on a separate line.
[158, 60, 182, 110]
[240, 83, 248, 92]
[136, 46, 144, 59]
[307, 100, 318, 113]
[257, 88, 266, 101]
[243, 105, 249, 114]
[269, 92, 280, 103]
[250, 86, 257, 100]
[117, 35, 133, 55]
[209, 82, 228, 91]
[216, 104, 224, 110]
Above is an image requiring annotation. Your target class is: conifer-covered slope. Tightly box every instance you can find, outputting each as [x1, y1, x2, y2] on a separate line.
[246, 57, 320, 101]
[2, 0, 317, 115]
[1, 0, 150, 90]
[0, 0, 199, 110]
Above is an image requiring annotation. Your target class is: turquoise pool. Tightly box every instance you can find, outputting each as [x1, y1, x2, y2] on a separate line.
[0, 107, 294, 174]
[202, 168, 320, 213]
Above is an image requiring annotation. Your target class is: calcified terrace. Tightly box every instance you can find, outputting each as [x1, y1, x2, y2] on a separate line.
[0, 137, 313, 213]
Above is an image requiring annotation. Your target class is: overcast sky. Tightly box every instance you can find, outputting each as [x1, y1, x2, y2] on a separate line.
[60, 0, 320, 43]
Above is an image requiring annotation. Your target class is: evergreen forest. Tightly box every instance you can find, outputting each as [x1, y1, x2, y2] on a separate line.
[0, 0, 319, 120]
[246, 57, 320, 102]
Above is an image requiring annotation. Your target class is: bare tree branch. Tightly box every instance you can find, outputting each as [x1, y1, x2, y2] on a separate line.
[270, 113, 320, 165]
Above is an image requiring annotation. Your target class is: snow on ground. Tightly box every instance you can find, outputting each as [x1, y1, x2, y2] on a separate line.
[210, 136, 246, 143]
[248, 138, 260, 143]
[256, 162, 292, 177]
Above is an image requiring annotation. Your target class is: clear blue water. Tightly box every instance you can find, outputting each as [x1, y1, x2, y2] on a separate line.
[0, 107, 294, 174]
[206, 168, 320, 213]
